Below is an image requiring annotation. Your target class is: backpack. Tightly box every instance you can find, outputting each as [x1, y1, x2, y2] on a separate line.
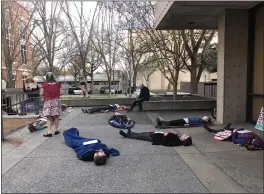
[108, 114, 135, 129]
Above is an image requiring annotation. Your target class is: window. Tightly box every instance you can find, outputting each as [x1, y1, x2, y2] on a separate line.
[20, 21, 26, 40]
[22, 75, 27, 80]
[12, 73, 16, 81]
[94, 82, 99, 85]
[21, 44, 27, 63]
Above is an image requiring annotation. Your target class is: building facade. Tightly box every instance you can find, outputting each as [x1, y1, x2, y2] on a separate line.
[155, 1, 264, 124]
[137, 69, 217, 91]
[1, 2, 33, 88]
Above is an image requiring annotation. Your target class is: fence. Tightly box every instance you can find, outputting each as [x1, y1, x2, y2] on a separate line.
[1, 89, 41, 116]
[204, 82, 217, 98]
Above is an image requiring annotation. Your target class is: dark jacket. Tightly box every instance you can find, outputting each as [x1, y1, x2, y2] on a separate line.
[151, 132, 182, 146]
[139, 86, 150, 101]
[63, 128, 120, 160]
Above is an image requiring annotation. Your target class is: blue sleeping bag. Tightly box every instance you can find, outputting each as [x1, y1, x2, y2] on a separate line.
[63, 128, 120, 160]
[108, 114, 135, 129]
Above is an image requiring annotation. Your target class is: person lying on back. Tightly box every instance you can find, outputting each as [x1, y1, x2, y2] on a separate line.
[156, 116, 211, 128]
[119, 128, 192, 147]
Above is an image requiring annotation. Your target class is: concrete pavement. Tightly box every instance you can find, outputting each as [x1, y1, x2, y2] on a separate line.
[2, 109, 263, 193]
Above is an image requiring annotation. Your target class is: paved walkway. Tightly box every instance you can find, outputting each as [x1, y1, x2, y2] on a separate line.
[2, 109, 263, 193]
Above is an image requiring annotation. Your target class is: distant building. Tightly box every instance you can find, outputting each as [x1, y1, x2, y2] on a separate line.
[34, 74, 124, 93]
[1, 2, 33, 88]
[136, 70, 217, 91]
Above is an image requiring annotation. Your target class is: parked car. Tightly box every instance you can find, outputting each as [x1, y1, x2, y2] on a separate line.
[100, 87, 116, 94]
[68, 87, 92, 95]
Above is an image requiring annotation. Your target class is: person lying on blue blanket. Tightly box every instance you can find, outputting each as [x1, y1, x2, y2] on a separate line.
[63, 128, 120, 166]
[156, 116, 211, 129]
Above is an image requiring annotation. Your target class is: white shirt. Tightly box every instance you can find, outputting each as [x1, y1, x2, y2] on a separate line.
[183, 118, 189, 123]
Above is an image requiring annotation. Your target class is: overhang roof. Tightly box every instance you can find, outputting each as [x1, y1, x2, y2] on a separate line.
[155, 1, 262, 30]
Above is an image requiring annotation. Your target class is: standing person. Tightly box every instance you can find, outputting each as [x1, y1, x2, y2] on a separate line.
[79, 73, 89, 98]
[128, 84, 150, 112]
[40, 72, 62, 137]
[20, 77, 40, 115]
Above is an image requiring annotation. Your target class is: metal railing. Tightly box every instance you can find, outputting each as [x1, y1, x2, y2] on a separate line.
[204, 82, 217, 99]
[1, 89, 41, 116]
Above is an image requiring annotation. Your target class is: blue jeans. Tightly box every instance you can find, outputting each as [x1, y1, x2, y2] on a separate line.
[88, 105, 114, 113]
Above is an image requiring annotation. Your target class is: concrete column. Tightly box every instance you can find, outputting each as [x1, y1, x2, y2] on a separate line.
[217, 9, 248, 124]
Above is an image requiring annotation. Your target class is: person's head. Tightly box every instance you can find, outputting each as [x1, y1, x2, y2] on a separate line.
[202, 116, 211, 123]
[93, 150, 107, 166]
[46, 72, 56, 83]
[25, 77, 35, 84]
[180, 134, 192, 146]
[139, 84, 144, 89]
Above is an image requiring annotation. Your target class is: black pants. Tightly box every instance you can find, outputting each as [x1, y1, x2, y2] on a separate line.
[126, 131, 153, 142]
[204, 123, 234, 133]
[169, 119, 186, 126]
[130, 98, 144, 111]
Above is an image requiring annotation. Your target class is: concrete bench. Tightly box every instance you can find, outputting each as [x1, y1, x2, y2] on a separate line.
[142, 100, 216, 111]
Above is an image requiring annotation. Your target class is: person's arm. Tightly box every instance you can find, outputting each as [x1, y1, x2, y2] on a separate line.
[40, 83, 45, 96]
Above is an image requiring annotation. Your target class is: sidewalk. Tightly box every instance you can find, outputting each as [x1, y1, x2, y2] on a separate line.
[2, 109, 263, 193]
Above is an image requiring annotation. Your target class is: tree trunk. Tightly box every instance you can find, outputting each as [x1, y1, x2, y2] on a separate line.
[90, 73, 94, 93]
[172, 82, 178, 100]
[74, 75, 77, 87]
[108, 80, 111, 98]
[190, 68, 198, 94]
[6, 67, 14, 88]
[132, 71, 137, 92]
[128, 78, 132, 97]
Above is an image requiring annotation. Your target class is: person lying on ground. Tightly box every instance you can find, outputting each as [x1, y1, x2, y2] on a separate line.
[28, 117, 48, 133]
[81, 104, 127, 114]
[156, 116, 211, 129]
[204, 124, 264, 150]
[119, 128, 192, 147]
[127, 84, 150, 112]
[63, 128, 120, 166]
[108, 112, 135, 129]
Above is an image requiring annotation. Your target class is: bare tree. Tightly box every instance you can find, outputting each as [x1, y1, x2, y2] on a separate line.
[93, 2, 120, 97]
[86, 43, 102, 92]
[31, 1, 66, 74]
[61, 1, 100, 88]
[1, 1, 38, 87]
[181, 30, 216, 94]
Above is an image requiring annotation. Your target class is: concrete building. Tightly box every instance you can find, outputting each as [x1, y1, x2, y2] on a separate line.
[137, 69, 217, 91]
[155, 1, 264, 124]
[1, 2, 33, 88]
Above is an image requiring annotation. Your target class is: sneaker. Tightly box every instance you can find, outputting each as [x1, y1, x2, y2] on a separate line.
[43, 133, 52, 137]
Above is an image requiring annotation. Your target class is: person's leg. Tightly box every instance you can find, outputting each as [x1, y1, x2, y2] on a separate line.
[128, 100, 138, 111]
[204, 126, 223, 133]
[46, 116, 53, 135]
[138, 99, 144, 111]
[53, 115, 60, 134]
[119, 130, 153, 142]
[89, 105, 109, 113]
[168, 119, 186, 126]
[81, 85, 88, 98]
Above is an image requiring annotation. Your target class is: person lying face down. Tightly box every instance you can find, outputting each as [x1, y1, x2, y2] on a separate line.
[119, 129, 192, 147]
[63, 128, 120, 166]
[156, 116, 211, 128]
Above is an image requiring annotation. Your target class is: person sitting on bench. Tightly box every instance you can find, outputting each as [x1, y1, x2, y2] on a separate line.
[63, 128, 120, 165]
[204, 124, 264, 150]
[119, 129, 192, 147]
[156, 116, 211, 128]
